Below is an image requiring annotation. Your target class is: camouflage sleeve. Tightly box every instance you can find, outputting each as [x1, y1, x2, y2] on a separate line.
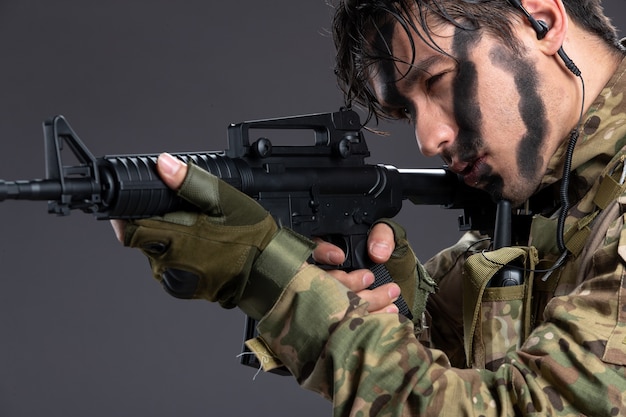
[253, 251, 626, 416]
[246, 59, 626, 414]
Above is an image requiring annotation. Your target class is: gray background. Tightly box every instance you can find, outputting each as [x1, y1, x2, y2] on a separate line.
[0, 1, 623, 416]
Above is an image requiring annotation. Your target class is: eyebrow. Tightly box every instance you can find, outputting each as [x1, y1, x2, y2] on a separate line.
[404, 54, 449, 84]
[378, 53, 450, 110]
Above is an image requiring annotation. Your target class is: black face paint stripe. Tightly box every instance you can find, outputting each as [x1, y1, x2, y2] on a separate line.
[489, 45, 547, 179]
[373, 21, 410, 112]
[451, 27, 505, 199]
[450, 28, 484, 162]
[371, 20, 417, 119]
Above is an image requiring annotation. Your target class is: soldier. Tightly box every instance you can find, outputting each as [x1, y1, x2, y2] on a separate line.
[112, 0, 626, 414]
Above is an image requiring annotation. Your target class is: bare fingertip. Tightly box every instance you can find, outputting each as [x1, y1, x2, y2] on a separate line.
[387, 284, 401, 300]
[362, 272, 374, 287]
[369, 242, 391, 261]
[328, 251, 345, 265]
[385, 304, 399, 314]
[157, 153, 182, 177]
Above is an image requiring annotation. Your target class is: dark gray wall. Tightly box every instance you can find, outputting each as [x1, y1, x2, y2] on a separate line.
[0, 1, 624, 416]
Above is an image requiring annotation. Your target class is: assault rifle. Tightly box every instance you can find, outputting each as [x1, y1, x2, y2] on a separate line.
[0, 108, 495, 374]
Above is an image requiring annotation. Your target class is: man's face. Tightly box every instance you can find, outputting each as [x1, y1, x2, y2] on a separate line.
[369, 21, 558, 205]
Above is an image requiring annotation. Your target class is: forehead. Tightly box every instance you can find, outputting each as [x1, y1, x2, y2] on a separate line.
[367, 19, 458, 103]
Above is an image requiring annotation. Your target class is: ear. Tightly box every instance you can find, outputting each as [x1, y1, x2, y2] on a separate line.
[519, 0, 568, 56]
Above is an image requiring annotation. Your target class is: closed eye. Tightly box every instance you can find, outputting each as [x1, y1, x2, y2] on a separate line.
[425, 72, 445, 92]
[381, 105, 413, 122]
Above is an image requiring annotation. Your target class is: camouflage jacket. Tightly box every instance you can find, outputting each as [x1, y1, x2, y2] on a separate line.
[248, 55, 626, 416]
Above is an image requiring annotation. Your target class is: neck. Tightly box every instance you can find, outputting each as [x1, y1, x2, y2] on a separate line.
[563, 27, 624, 117]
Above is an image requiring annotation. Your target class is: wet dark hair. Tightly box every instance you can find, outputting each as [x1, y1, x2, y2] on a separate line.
[332, 0, 621, 122]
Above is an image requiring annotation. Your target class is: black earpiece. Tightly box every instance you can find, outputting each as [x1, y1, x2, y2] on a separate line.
[505, 0, 581, 76]
[533, 19, 549, 40]
[506, 0, 549, 39]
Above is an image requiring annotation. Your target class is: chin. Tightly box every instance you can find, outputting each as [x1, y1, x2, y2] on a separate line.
[503, 185, 538, 207]
[483, 176, 535, 207]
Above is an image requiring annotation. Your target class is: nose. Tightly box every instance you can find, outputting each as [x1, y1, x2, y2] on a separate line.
[414, 115, 455, 157]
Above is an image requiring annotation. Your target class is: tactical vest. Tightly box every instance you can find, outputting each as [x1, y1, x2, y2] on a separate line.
[462, 155, 626, 369]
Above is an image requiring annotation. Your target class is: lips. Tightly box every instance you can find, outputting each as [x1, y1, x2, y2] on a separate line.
[450, 157, 486, 187]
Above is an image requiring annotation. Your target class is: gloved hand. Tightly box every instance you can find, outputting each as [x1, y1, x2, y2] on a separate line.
[370, 218, 436, 324]
[123, 162, 316, 319]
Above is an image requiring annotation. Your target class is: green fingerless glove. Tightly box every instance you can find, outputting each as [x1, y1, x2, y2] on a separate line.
[371, 218, 436, 325]
[124, 163, 316, 319]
